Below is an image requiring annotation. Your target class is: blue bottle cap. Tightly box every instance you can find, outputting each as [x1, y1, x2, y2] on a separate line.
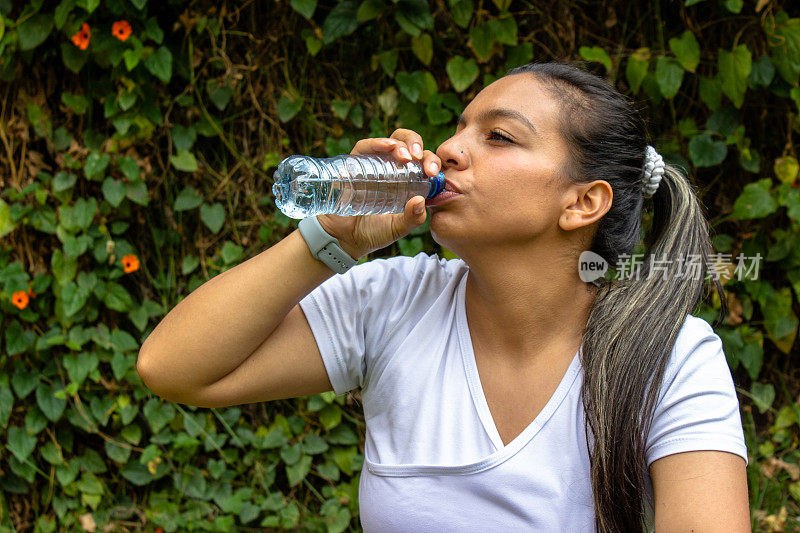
[427, 171, 446, 198]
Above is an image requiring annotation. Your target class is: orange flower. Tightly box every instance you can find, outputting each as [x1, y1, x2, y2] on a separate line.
[112, 20, 132, 42]
[12, 290, 29, 310]
[122, 254, 140, 273]
[71, 22, 90, 50]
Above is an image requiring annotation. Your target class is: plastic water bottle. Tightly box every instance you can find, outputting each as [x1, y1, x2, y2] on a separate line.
[272, 153, 446, 219]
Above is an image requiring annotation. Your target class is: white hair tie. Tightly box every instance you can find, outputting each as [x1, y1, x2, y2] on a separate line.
[642, 145, 664, 198]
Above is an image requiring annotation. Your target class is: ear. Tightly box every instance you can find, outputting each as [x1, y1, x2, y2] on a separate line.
[559, 180, 613, 231]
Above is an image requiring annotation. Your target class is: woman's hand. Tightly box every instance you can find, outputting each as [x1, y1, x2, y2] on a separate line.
[316, 128, 443, 259]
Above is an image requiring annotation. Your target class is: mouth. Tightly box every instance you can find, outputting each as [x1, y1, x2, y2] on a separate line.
[444, 179, 462, 194]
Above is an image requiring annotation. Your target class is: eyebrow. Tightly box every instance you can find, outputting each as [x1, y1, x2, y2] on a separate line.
[456, 108, 538, 136]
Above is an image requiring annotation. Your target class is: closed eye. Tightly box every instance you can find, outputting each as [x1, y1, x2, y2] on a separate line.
[487, 130, 513, 143]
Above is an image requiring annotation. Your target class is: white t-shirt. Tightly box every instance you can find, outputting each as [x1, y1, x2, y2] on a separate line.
[298, 252, 749, 532]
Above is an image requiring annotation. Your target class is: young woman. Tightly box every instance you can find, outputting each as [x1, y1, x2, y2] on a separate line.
[137, 61, 750, 531]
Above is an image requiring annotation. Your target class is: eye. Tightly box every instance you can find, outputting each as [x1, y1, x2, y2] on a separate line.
[487, 130, 513, 143]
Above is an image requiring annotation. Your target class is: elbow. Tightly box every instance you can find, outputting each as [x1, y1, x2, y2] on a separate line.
[136, 350, 168, 400]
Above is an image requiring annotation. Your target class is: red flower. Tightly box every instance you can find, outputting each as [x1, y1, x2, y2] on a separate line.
[112, 20, 132, 42]
[12, 290, 29, 310]
[122, 254, 140, 273]
[71, 22, 90, 50]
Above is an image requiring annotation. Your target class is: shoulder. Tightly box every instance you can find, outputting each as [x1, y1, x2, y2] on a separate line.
[661, 314, 728, 388]
[348, 251, 467, 288]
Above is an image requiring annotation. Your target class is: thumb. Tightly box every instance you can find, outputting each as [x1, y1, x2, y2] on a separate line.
[390, 196, 427, 241]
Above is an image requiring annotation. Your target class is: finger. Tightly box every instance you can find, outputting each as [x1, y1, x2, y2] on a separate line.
[421, 150, 442, 177]
[351, 138, 399, 155]
[389, 128, 425, 159]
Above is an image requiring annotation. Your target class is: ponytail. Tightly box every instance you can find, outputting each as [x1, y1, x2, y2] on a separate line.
[504, 62, 727, 531]
[582, 162, 726, 531]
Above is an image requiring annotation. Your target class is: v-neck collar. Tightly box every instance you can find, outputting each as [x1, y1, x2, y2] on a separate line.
[456, 271, 583, 453]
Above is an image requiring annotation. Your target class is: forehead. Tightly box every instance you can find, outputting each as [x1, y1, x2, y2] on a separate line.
[463, 74, 562, 136]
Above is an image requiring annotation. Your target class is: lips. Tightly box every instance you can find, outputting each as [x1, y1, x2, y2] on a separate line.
[444, 179, 462, 194]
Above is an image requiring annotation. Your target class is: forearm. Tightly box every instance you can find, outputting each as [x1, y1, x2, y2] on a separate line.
[136, 228, 340, 396]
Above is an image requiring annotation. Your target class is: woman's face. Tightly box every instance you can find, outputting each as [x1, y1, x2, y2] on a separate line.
[429, 74, 583, 252]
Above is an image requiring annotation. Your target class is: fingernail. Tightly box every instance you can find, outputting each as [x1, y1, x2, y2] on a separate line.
[412, 143, 423, 158]
[429, 162, 439, 174]
[414, 203, 424, 214]
[399, 147, 412, 160]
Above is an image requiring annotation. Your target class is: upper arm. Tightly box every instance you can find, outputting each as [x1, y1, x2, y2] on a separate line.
[187, 303, 334, 408]
[650, 450, 750, 532]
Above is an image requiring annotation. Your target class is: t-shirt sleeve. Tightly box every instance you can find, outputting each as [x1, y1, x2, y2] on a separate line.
[645, 316, 749, 467]
[298, 252, 431, 396]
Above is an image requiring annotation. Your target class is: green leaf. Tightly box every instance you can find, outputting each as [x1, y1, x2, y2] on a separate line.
[448, 0, 473, 28]
[356, 0, 384, 22]
[143, 399, 176, 433]
[102, 178, 126, 207]
[174, 186, 203, 211]
[301, 434, 330, 455]
[144, 46, 172, 83]
[0, 387, 13, 429]
[18, 13, 53, 50]
[277, 94, 303, 122]
[126, 180, 148, 206]
[55, 0, 76, 29]
[490, 12, 517, 46]
[396, 71, 426, 103]
[171, 125, 197, 151]
[699, 76, 722, 111]
[220, 241, 243, 264]
[57, 174, 88, 208]
[84, 152, 110, 181]
[718, 45, 751, 109]
[668, 30, 700, 72]
[61, 92, 89, 114]
[206, 80, 233, 111]
[181, 255, 200, 275]
[76, 0, 100, 13]
[750, 382, 774, 414]
[731, 178, 777, 220]
[504, 42, 533, 71]
[411, 32, 433, 65]
[170, 150, 198, 173]
[0, 198, 14, 240]
[123, 47, 141, 71]
[764, 10, 800, 85]
[330, 99, 351, 120]
[469, 23, 494, 61]
[775, 156, 799, 184]
[104, 282, 134, 312]
[578, 46, 612, 72]
[319, 404, 342, 430]
[377, 86, 398, 116]
[322, 0, 358, 44]
[37, 383, 67, 422]
[688, 133, 727, 167]
[446, 55, 479, 92]
[286, 455, 312, 487]
[6, 426, 36, 462]
[290, 0, 316, 19]
[201, 203, 226, 234]
[395, 0, 433, 35]
[749, 54, 775, 88]
[61, 42, 88, 73]
[655, 56, 684, 99]
[724, 0, 742, 13]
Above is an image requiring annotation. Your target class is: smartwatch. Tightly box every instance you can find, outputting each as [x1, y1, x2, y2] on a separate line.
[298, 216, 359, 274]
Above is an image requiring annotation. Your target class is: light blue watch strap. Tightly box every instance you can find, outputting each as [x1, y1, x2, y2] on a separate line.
[298, 216, 359, 274]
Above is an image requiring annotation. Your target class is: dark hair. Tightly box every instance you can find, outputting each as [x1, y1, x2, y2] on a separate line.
[504, 61, 727, 531]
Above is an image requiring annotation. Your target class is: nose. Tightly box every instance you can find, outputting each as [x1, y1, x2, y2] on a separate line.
[436, 134, 468, 172]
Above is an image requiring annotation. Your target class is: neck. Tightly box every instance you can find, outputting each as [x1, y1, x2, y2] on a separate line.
[459, 234, 598, 367]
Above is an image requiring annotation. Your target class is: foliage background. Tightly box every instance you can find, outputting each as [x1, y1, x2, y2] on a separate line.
[1, 0, 800, 530]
